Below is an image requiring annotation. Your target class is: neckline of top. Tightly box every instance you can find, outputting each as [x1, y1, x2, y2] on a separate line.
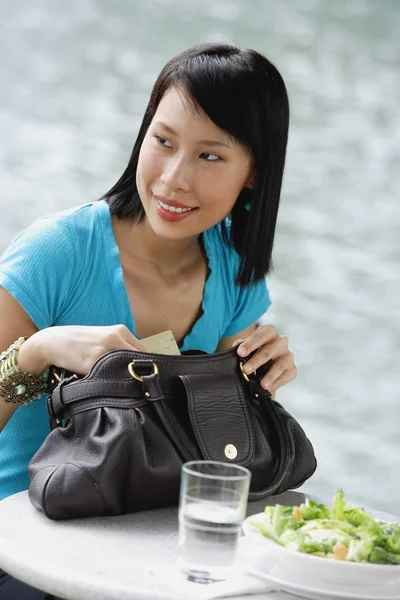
[96, 199, 217, 352]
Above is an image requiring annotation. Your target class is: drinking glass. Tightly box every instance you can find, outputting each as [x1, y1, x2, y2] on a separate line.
[177, 460, 251, 583]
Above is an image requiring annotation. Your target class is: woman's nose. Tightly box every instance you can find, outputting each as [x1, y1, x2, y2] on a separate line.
[160, 156, 191, 193]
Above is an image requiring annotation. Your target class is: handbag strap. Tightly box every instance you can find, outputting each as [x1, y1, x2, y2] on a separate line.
[47, 375, 147, 427]
[247, 380, 293, 499]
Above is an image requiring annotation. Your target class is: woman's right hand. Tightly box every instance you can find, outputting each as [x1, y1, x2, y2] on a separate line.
[23, 325, 147, 377]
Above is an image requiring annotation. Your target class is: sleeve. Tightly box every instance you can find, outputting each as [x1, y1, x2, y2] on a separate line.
[0, 215, 76, 330]
[222, 278, 271, 338]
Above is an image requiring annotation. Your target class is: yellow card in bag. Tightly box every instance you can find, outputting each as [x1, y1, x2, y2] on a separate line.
[141, 330, 181, 355]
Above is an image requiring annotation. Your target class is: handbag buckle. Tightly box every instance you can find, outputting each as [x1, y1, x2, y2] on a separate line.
[128, 361, 159, 382]
[239, 361, 256, 383]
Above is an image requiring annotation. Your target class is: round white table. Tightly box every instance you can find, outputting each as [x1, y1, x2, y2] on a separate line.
[0, 490, 309, 600]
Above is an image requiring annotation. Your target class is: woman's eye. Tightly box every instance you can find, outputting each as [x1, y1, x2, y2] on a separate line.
[154, 137, 220, 161]
[200, 152, 221, 162]
[155, 136, 173, 148]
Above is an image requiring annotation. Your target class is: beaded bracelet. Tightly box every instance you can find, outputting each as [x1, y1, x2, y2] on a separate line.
[0, 337, 48, 406]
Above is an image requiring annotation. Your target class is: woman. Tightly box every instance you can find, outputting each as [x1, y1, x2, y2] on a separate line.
[0, 42, 296, 598]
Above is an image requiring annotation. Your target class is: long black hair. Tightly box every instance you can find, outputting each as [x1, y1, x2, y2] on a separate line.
[102, 43, 289, 286]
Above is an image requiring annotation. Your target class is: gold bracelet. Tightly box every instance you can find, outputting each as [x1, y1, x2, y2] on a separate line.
[0, 337, 48, 406]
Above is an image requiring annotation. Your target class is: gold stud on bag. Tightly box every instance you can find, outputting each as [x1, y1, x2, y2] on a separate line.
[0, 337, 48, 405]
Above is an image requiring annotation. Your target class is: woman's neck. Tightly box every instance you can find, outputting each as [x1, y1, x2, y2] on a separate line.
[112, 216, 202, 277]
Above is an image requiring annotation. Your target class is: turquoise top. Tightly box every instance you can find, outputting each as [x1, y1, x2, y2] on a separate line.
[0, 200, 270, 499]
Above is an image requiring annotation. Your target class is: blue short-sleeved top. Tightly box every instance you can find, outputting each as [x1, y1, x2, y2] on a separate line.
[0, 200, 270, 498]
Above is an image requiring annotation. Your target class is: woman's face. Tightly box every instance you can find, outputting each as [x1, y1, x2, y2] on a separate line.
[136, 86, 254, 240]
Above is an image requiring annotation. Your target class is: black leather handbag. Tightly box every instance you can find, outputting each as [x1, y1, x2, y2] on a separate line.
[28, 347, 317, 520]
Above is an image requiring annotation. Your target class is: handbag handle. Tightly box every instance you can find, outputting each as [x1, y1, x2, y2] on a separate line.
[247, 380, 292, 499]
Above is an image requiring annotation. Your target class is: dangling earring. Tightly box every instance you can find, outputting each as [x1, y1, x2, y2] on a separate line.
[243, 187, 253, 212]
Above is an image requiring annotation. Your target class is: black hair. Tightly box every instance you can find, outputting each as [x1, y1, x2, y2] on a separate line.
[102, 43, 289, 286]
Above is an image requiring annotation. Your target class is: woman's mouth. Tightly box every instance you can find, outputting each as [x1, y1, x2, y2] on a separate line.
[153, 195, 198, 222]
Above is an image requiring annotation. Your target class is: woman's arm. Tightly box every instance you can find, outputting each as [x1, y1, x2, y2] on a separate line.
[0, 287, 42, 431]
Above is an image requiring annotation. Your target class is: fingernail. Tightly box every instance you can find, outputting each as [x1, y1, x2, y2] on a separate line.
[238, 346, 247, 356]
[232, 338, 244, 348]
[262, 378, 272, 389]
[244, 362, 254, 374]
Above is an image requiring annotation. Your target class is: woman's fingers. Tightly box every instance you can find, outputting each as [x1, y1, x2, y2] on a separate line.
[261, 362, 298, 393]
[117, 325, 147, 352]
[241, 343, 297, 392]
[234, 324, 298, 395]
[102, 324, 147, 353]
[237, 325, 278, 358]
[242, 335, 289, 374]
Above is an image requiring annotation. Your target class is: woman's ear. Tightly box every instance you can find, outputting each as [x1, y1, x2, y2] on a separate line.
[245, 165, 257, 189]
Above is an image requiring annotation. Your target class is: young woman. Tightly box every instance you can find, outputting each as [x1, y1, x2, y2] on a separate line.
[0, 42, 296, 598]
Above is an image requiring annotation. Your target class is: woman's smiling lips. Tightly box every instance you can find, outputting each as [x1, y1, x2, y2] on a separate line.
[153, 194, 198, 222]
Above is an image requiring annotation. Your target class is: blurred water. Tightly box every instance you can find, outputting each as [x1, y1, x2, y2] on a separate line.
[0, 0, 399, 513]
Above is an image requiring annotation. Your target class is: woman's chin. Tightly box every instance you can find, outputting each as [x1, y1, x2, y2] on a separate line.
[141, 213, 197, 241]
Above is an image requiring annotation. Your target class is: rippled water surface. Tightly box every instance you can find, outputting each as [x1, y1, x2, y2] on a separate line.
[1, 0, 399, 513]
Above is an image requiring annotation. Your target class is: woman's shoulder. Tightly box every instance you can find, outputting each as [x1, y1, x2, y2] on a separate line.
[32, 199, 107, 235]
[0, 200, 110, 330]
[7, 200, 107, 249]
[0, 200, 110, 279]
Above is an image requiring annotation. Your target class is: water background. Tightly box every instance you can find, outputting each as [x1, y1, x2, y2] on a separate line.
[1, 0, 399, 514]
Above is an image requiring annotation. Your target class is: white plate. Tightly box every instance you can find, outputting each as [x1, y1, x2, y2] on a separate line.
[242, 507, 400, 589]
[238, 537, 400, 600]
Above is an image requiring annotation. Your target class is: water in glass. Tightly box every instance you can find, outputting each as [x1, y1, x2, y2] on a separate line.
[178, 500, 242, 583]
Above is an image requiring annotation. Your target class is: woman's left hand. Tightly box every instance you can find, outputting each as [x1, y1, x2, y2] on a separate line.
[234, 325, 297, 396]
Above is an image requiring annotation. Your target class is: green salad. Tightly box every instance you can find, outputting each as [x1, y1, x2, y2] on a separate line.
[251, 489, 400, 564]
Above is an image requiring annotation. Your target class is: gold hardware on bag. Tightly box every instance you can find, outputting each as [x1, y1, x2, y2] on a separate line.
[128, 361, 159, 382]
[51, 370, 78, 386]
[239, 361, 256, 383]
[224, 444, 238, 460]
[52, 370, 61, 384]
